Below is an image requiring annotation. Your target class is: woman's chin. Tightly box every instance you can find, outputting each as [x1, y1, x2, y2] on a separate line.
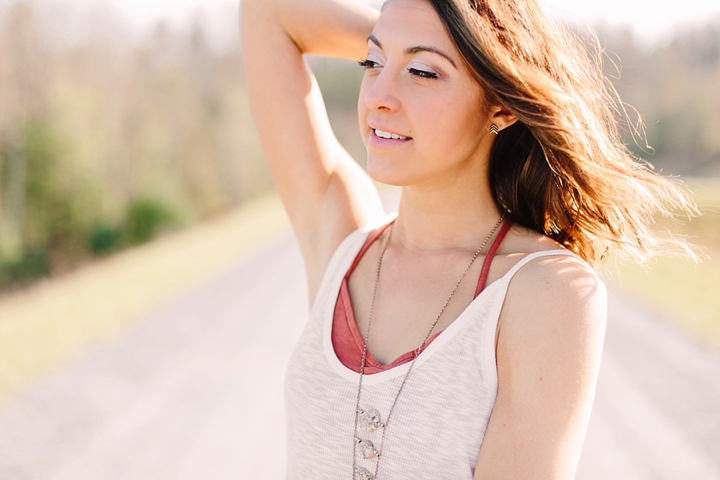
[366, 160, 415, 187]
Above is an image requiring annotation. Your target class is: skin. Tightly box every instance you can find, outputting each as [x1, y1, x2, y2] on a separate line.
[241, 0, 607, 478]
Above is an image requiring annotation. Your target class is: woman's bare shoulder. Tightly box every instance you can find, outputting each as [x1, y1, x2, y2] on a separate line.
[487, 222, 595, 285]
[496, 221, 607, 362]
[473, 224, 607, 478]
[502, 222, 606, 323]
[502, 222, 568, 254]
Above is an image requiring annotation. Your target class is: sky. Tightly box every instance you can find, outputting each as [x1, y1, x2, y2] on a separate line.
[540, 0, 720, 41]
[33, 0, 720, 50]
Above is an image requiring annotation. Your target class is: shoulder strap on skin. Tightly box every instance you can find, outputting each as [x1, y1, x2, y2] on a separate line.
[310, 214, 396, 312]
[474, 248, 581, 391]
[499, 249, 579, 287]
[344, 220, 394, 279]
[475, 219, 513, 297]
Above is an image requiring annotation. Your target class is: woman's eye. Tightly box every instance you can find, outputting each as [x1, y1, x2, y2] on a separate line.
[407, 67, 438, 79]
[358, 59, 381, 70]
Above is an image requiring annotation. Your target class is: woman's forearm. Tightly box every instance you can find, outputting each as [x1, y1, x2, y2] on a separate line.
[242, 0, 378, 61]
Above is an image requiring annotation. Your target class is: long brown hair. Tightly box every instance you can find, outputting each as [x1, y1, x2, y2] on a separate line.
[425, 0, 697, 267]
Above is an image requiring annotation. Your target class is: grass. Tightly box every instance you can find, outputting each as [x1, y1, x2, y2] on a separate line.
[609, 253, 720, 346]
[0, 193, 289, 401]
[607, 176, 720, 347]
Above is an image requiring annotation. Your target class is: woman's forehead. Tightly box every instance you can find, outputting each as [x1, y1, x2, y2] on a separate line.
[373, 0, 454, 52]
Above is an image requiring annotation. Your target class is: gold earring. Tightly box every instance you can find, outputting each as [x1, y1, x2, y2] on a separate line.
[489, 124, 499, 135]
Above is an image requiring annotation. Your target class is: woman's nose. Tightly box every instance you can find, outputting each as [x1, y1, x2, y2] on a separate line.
[361, 69, 401, 112]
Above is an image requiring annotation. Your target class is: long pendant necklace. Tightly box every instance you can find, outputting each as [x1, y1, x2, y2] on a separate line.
[351, 213, 506, 480]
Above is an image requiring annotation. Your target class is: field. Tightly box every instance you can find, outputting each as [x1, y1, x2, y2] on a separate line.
[608, 177, 720, 346]
[0, 194, 288, 401]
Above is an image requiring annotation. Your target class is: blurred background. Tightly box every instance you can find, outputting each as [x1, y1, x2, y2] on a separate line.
[0, 0, 719, 478]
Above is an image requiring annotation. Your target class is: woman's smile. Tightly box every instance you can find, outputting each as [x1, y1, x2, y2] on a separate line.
[368, 125, 412, 148]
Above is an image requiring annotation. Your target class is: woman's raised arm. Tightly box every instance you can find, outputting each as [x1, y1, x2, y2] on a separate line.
[240, 0, 384, 300]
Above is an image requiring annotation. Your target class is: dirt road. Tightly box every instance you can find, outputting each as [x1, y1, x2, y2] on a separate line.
[0, 233, 718, 479]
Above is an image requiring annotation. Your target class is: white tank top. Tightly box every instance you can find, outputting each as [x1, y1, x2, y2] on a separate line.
[284, 220, 575, 479]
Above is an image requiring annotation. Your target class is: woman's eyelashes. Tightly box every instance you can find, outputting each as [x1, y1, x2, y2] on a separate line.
[358, 58, 381, 70]
[407, 67, 438, 79]
[358, 58, 438, 80]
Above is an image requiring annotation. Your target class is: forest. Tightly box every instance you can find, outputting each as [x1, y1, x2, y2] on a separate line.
[0, 0, 718, 291]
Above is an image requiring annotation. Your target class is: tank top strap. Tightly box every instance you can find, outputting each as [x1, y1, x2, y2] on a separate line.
[474, 218, 513, 298]
[500, 249, 578, 287]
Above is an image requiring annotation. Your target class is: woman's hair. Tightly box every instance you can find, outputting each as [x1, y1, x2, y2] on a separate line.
[425, 0, 697, 267]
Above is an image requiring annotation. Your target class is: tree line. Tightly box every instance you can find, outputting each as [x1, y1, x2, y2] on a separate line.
[594, 21, 720, 175]
[0, 1, 268, 290]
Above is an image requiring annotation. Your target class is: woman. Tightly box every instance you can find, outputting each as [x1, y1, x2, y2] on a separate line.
[240, 0, 694, 478]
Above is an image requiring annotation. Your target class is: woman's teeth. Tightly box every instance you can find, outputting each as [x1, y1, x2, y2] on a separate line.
[374, 129, 407, 140]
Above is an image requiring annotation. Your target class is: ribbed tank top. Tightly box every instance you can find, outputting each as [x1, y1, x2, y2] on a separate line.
[284, 218, 576, 479]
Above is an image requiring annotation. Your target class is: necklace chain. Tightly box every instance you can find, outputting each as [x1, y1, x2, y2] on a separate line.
[351, 213, 506, 479]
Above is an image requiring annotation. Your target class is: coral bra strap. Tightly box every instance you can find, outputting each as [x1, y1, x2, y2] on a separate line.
[344, 221, 394, 279]
[474, 218, 513, 297]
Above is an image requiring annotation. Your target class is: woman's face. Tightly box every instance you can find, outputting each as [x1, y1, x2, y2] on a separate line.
[358, 0, 494, 187]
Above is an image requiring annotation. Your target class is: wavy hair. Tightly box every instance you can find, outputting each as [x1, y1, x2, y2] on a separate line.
[425, 0, 697, 267]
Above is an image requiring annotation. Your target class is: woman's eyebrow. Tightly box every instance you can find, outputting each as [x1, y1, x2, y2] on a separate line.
[405, 46, 457, 69]
[367, 34, 384, 48]
[367, 34, 458, 69]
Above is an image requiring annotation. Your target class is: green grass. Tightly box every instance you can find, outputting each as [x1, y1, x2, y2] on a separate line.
[0, 193, 289, 401]
[610, 254, 720, 346]
[607, 176, 720, 346]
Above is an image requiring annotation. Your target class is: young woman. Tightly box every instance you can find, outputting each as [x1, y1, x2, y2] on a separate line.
[240, 0, 694, 478]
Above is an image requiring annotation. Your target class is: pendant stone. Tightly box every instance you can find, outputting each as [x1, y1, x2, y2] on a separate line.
[355, 437, 379, 459]
[355, 466, 375, 480]
[357, 407, 384, 433]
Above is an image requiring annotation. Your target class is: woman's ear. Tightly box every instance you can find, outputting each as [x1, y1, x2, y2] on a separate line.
[490, 105, 518, 132]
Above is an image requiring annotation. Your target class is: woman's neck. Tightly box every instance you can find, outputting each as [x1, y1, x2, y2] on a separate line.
[392, 180, 502, 254]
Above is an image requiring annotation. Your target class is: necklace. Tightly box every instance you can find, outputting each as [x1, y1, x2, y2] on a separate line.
[351, 213, 506, 480]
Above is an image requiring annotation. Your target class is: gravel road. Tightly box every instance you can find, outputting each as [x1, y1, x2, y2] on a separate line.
[0, 233, 718, 479]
